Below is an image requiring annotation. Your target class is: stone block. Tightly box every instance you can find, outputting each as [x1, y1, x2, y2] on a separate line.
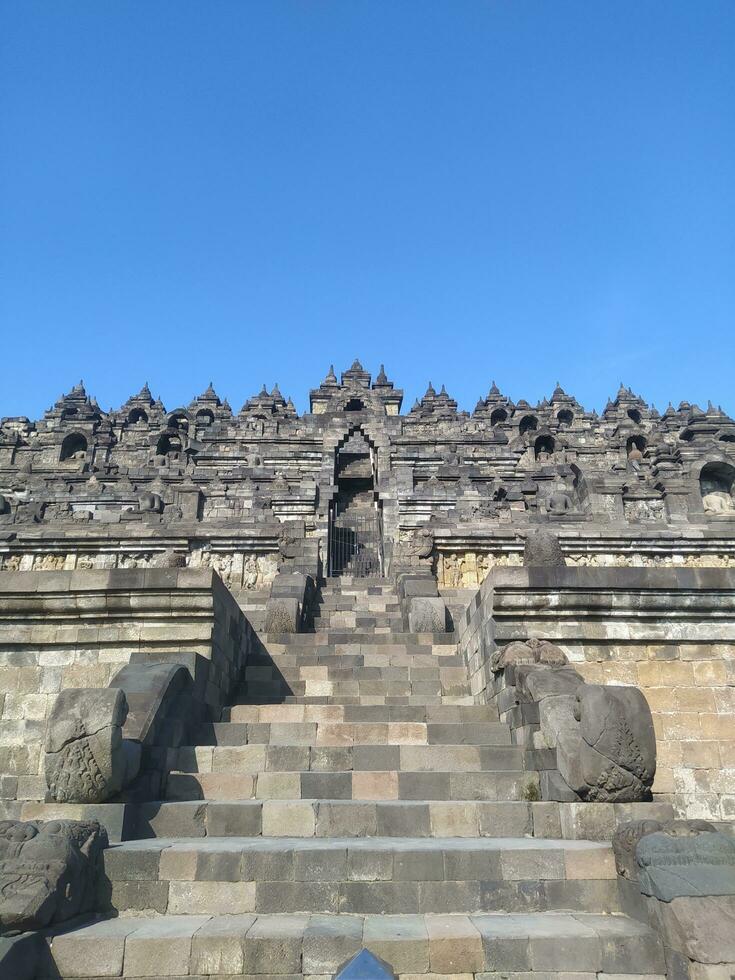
[362, 915, 429, 974]
[302, 912, 363, 974]
[426, 914, 484, 974]
[262, 801, 316, 837]
[241, 913, 308, 974]
[49, 916, 141, 978]
[123, 915, 211, 977]
[191, 914, 255, 976]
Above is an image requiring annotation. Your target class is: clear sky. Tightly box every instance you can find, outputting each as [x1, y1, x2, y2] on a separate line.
[1, 2, 733, 419]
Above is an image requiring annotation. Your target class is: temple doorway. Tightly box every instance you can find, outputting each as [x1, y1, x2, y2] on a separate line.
[328, 430, 383, 577]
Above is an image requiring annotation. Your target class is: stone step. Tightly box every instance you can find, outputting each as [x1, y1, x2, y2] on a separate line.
[236, 680, 471, 699]
[197, 720, 510, 746]
[222, 703, 500, 724]
[314, 596, 401, 607]
[263, 631, 457, 646]
[230, 694, 476, 706]
[258, 648, 467, 670]
[163, 768, 535, 802]
[171, 743, 523, 774]
[45, 911, 666, 977]
[312, 616, 406, 631]
[245, 665, 468, 682]
[102, 837, 619, 916]
[131, 798, 674, 841]
[246, 660, 468, 677]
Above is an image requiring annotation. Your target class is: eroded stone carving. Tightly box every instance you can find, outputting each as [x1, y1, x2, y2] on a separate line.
[637, 820, 735, 901]
[0, 819, 107, 933]
[614, 819, 735, 966]
[703, 490, 735, 514]
[138, 491, 164, 513]
[45, 689, 128, 804]
[557, 684, 656, 802]
[491, 638, 568, 671]
[523, 528, 565, 566]
[151, 548, 186, 568]
[408, 596, 446, 633]
[264, 596, 300, 634]
[243, 555, 259, 589]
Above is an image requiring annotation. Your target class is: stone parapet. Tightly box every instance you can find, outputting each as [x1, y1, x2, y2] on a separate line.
[0, 569, 258, 808]
[458, 567, 735, 821]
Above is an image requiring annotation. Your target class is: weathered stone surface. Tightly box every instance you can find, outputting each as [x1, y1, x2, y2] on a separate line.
[408, 597, 446, 633]
[265, 597, 300, 634]
[555, 684, 656, 803]
[492, 640, 569, 673]
[0, 819, 107, 932]
[637, 824, 735, 901]
[524, 528, 565, 567]
[45, 688, 128, 804]
[612, 819, 664, 880]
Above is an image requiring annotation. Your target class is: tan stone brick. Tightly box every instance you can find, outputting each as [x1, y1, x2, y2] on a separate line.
[681, 741, 721, 769]
[168, 879, 255, 914]
[636, 662, 662, 686]
[661, 712, 702, 740]
[657, 662, 694, 686]
[564, 845, 616, 879]
[429, 803, 477, 837]
[643, 687, 673, 712]
[262, 800, 315, 836]
[701, 713, 735, 739]
[426, 915, 484, 973]
[693, 660, 728, 685]
[352, 770, 398, 800]
[652, 767, 675, 794]
[255, 772, 301, 799]
[717, 741, 735, 767]
[675, 686, 716, 712]
[714, 687, 735, 713]
[315, 723, 354, 746]
[600, 663, 637, 685]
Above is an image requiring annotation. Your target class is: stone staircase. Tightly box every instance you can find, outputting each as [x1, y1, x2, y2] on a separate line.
[45, 576, 667, 979]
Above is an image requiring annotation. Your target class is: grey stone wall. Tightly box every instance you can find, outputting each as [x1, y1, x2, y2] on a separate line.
[458, 567, 735, 822]
[0, 569, 257, 811]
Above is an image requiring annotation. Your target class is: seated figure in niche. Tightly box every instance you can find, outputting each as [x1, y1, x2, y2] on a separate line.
[703, 490, 735, 514]
[542, 484, 574, 515]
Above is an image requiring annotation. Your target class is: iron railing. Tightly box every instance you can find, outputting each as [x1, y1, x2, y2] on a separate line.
[329, 510, 383, 578]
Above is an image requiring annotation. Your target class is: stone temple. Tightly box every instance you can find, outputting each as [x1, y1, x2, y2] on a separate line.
[1, 361, 734, 978]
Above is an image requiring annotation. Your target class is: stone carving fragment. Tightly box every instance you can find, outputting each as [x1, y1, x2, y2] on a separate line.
[408, 596, 446, 633]
[619, 819, 735, 966]
[278, 530, 299, 562]
[150, 548, 186, 568]
[612, 818, 665, 880]
[636, 821, 735, 902]
[491, 638, 568, 671]
[45, 688, 128, 804]
[544, 491, 573, 514]
[702, 490, 735, 514]
[395, 527, 435, 566]
[0, 819, 107, 933]
[557, 684, 656, 802]
[138, 491, 164, 513]
[523, 528, 565, 566]
[264, 597, 300, 634]
[243, 555, 259, 589]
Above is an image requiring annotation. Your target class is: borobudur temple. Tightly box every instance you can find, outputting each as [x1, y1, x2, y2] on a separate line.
[1, 362, 734, 979]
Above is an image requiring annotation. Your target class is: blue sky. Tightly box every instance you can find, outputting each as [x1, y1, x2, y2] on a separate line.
[2, 2, 733, 418]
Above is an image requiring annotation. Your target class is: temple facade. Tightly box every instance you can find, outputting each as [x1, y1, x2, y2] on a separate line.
[1, 362, 735, 979]
[1, 360, 734, 590]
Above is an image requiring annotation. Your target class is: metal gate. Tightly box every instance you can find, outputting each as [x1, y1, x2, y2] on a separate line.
[329, 512, 383, 578]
